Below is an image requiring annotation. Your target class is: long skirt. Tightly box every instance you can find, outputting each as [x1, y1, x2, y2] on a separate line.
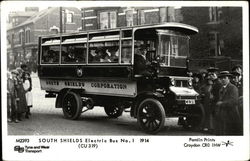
[16, 85, 27, 113]
[25, 91, 33, 107]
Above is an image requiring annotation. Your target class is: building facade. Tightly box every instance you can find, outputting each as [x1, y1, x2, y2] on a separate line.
[80, 7, 181, 31]
[80, 6, 242, 71]
[181, 7, 242, 71]
[7, 7, 82, 71]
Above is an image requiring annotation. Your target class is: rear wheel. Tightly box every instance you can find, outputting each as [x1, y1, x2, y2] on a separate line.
[62, 91, 82, 120]
[137, 98, 165, 134]
[104, 105, 123, 118]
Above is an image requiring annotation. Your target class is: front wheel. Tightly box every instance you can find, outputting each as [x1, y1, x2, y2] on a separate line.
[137, 98, 165, 134]
[62, 91, 82, 120]
[104, 105, 123, 118]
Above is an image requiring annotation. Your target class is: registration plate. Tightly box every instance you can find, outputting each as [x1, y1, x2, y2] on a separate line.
[185, 99, 195, 105]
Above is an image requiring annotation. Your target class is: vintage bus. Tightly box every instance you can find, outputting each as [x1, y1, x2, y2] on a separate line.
[38, 22, 204, 134]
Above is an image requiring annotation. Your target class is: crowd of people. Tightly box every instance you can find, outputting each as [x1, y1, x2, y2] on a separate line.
[7, 64, 33, 123]
[191, 65, 243, 135]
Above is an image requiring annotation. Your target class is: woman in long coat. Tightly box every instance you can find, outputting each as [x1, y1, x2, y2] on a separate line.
[15, 68, 27, 120]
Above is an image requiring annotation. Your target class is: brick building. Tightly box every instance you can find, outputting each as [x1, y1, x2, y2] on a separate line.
[80, 6, 242, 71]
[80, 7, 181, 31]
[7, 7, 81, 71]
[181, 7, 242, 71]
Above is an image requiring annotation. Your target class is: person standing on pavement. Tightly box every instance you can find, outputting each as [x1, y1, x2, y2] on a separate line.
[215, 71, 241, 135]
[207, 67, 222, 105]
[16, 67, 28, 121]
[21, 64, 33, 118]
[7, 71, 13, 122]
[231, 70, 243, 135]
[9, 70, 20, 123]
[21, 64, 32, 92]
[192, 73, 202, 94]
[23, 72, 33, 118]
[200, 75, 214, 132]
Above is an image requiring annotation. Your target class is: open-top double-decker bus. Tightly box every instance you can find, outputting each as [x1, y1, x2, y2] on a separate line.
[38, 22, 204, 134]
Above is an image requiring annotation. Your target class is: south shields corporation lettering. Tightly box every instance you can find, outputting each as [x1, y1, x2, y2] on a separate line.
[45, 80, 127, 90]
[91, 82, 127, 90]
[46, 81, 85, 87]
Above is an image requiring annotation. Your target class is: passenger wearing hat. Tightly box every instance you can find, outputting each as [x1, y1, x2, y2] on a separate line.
[214, 71, 241, 135]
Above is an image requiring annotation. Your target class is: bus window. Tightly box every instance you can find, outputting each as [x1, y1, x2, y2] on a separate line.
[158, 34, 189, 67]
[61, 44, 86, 64]
[121, 40, 132, 64]
[88, 41, 119, 63]
[41, 45, 60, 64]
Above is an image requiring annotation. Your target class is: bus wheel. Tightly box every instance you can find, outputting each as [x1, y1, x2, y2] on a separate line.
[137, 98, 165, 134]
[184, 103, 205, 130]
[62, 91, 82, 120]
[104, 105, 123, 118]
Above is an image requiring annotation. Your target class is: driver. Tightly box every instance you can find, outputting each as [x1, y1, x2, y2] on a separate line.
[134, 44, 151, 75]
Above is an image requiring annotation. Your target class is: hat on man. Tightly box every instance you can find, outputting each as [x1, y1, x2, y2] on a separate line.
[207, 67, 219, 73]
[218, 71, 232, 78]
[16, 67, 24, 74]
[139, 44, 149, 50]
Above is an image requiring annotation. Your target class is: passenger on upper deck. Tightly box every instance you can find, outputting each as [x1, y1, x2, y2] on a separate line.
[64, 46, 77, 62]
[89, 47, 102, 63]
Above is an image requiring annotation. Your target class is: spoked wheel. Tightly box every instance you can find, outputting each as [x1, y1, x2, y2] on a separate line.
[137, 98, 165, 134]
[104, 105, 123, 118]
[184, 103, 205, 130]
[62, 91, 82, 120]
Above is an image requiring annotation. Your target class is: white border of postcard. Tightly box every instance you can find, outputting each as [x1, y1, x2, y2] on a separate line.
[1, 1, 249, 161]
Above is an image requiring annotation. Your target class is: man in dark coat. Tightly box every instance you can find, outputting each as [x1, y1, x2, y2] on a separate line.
[215, 71, 241, 135]
[134, 44, 151, 75]
[231, 70, 243, 135]
[207, 67, 222, 105]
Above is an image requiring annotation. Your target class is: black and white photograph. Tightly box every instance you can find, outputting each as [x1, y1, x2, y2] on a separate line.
[1, 1, 249, 161]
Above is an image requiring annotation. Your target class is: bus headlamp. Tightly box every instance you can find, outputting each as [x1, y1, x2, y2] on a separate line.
[188, 79, 192, 87]
[170, 78, 175, 86]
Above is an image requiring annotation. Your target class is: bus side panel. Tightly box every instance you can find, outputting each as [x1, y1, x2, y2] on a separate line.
[38, 65, 133, 79]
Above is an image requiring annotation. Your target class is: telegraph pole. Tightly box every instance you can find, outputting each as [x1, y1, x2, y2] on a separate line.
[60, 7, 62, 33]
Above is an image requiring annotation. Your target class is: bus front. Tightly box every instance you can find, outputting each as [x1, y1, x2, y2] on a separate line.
[133, 23, 204, 129]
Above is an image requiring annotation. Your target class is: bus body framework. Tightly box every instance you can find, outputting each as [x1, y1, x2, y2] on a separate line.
[38, 22, 204, 134]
